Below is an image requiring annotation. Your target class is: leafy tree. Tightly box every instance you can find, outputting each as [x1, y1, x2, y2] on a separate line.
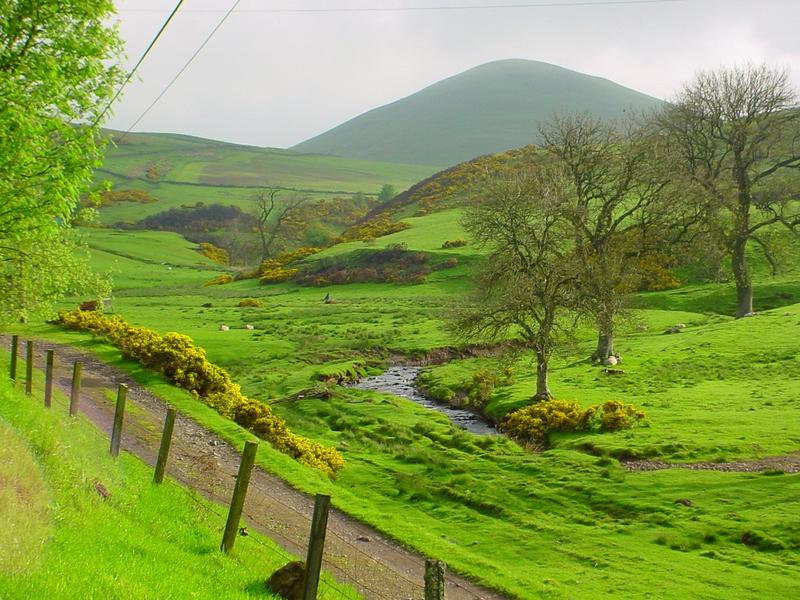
[456, 165, 581, 400]
[0, 1, 122, 321]
[655, 65, 800, 317]
[539, 113, 669, 361]
[378, 184, 396, 203]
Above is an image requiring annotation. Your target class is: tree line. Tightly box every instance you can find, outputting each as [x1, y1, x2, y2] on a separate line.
[457, 64, 800, 400]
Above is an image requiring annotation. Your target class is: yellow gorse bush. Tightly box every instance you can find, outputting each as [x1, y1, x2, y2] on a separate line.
[501, 398, 645, 449]
[56, 310, 344, 477]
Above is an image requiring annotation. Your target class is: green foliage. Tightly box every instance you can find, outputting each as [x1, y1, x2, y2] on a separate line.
[0, 0, 122, 321]
[441, 239, 468, 249]
[55, 310, 344, 477]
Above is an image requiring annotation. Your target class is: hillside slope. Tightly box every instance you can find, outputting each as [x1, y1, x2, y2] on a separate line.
[292, 59, 663, 166]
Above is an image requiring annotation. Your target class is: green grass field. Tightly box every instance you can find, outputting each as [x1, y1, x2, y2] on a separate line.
[0, 374, 357, 599]
[96, 130, 436, 226]
[7, 202, 800, 598]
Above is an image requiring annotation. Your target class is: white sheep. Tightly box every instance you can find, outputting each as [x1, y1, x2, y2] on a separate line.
[219, 324, 229, 331]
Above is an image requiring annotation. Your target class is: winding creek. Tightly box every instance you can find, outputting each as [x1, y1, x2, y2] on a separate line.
[351, 366, 499, 435]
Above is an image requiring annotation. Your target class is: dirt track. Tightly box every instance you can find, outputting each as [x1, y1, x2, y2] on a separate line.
[14, 338, 506, 600]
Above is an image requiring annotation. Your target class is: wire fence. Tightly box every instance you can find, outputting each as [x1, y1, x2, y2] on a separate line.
[7, 336, 497, 600]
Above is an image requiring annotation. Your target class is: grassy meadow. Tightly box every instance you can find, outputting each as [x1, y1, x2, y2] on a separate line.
[96, 130, 436, 226]
[9, 200, 800, 599]
[0, 367, 357, 599]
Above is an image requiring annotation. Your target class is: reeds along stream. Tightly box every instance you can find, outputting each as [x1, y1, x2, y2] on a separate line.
[351, 366, 498, 435]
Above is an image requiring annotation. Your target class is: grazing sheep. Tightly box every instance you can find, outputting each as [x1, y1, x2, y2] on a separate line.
[245, 324, 255, 330]
[219, 324, 229, 331]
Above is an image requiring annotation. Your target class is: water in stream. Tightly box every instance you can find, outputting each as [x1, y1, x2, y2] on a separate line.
[351, 366, 499, 436]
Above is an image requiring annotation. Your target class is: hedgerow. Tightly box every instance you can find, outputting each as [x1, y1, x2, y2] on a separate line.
[501, 398, 646, 449]
[55, 310, 344, 477]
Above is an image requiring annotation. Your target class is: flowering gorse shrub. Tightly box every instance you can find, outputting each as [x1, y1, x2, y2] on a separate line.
[56, 310, 344, 477]
[500, 398, 645, 449]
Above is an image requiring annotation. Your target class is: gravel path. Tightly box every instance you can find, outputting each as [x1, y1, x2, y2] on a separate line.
[11, 337, 506, 600]
[624, 453, 800, 474]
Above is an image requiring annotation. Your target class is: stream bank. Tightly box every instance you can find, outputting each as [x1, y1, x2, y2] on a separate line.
[351, 366, 498, 436]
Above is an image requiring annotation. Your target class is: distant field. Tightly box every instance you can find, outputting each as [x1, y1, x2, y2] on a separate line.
[96, 130, 437, 225]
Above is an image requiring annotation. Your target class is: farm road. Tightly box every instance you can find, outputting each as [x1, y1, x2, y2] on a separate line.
[16, 338, 506, 600]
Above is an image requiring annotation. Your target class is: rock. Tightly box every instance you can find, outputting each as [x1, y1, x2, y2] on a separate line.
[356, 535, 371, 542]
[664, 326, 682, 334]
[219, 324, 229, 331]
[742, 312, 757, 317]
[674, 498, 693, 507]
[266, 561, 305, 600]
[603, 356, 618, 366]
[245, 324, 255, 330]
[202, 302, 213, 308]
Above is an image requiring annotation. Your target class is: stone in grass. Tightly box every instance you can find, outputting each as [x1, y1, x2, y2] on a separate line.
[267, 561, 306, 600]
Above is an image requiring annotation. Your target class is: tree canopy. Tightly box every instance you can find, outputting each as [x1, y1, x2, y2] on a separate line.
[0, 0, 122, 320]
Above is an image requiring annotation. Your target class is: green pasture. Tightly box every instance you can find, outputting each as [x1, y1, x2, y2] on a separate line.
[0, 370, 357, 599]
[8, 205, 800, 598]
[95, 130, 436, 225]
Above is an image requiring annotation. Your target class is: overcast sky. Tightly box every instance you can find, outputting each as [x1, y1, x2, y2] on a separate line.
[105, 0, 800, 148]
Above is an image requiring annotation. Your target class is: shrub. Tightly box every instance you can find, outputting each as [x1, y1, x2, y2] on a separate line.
[467, 369, 496, 408]
[238, 298, 264, 308]
[441, 239, 467, 249]
[203, 274, 233, 287]
[501, 398, 645, 449]
[198, 242, 230, 265]
[55, 310, 344, 477]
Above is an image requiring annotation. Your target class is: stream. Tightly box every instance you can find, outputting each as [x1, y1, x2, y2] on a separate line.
[351, 366, 499, 435]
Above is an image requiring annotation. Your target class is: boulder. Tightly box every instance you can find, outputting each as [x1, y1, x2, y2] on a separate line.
[266, 561, 305, 600]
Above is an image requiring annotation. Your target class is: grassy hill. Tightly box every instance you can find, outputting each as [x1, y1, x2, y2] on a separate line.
[95, 130, 436, 226]
[13, 199, 800, 597]
[292, 59, 663, 166]
[0, 373, 355, 599]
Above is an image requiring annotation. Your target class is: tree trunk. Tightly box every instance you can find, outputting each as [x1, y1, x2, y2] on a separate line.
[731, 237, 753, 317]
[590, 308, 616, 362]
[534, 352, 551, 401]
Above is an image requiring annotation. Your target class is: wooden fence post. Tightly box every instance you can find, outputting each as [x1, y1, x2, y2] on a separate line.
[110, 384, 128, 458]
[25, 340, 33, 395]
[9, 334, 18, 381]
[424, 559, 446, 600]
[153, 407, 177, 484]
[44, 350, 54, 408]
[69, 361, 82, 417]
[220, 440, 258, 554]
[302, 494, 332, 600]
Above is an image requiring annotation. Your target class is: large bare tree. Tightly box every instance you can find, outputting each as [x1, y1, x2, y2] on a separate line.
[539, 113, 669, 361]
[656, 65, 800, 317]
[456, 166, 581, 400]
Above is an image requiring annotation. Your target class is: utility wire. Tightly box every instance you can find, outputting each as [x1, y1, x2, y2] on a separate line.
[118, 0, 243, 141]
[121, 0, 688, 14]
[94, 0, 186, 127]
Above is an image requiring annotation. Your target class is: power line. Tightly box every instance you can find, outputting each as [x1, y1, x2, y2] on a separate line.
[118, 0, 243, 141]
[120, 0, 688, 13]
[94, 0, 186, 127]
